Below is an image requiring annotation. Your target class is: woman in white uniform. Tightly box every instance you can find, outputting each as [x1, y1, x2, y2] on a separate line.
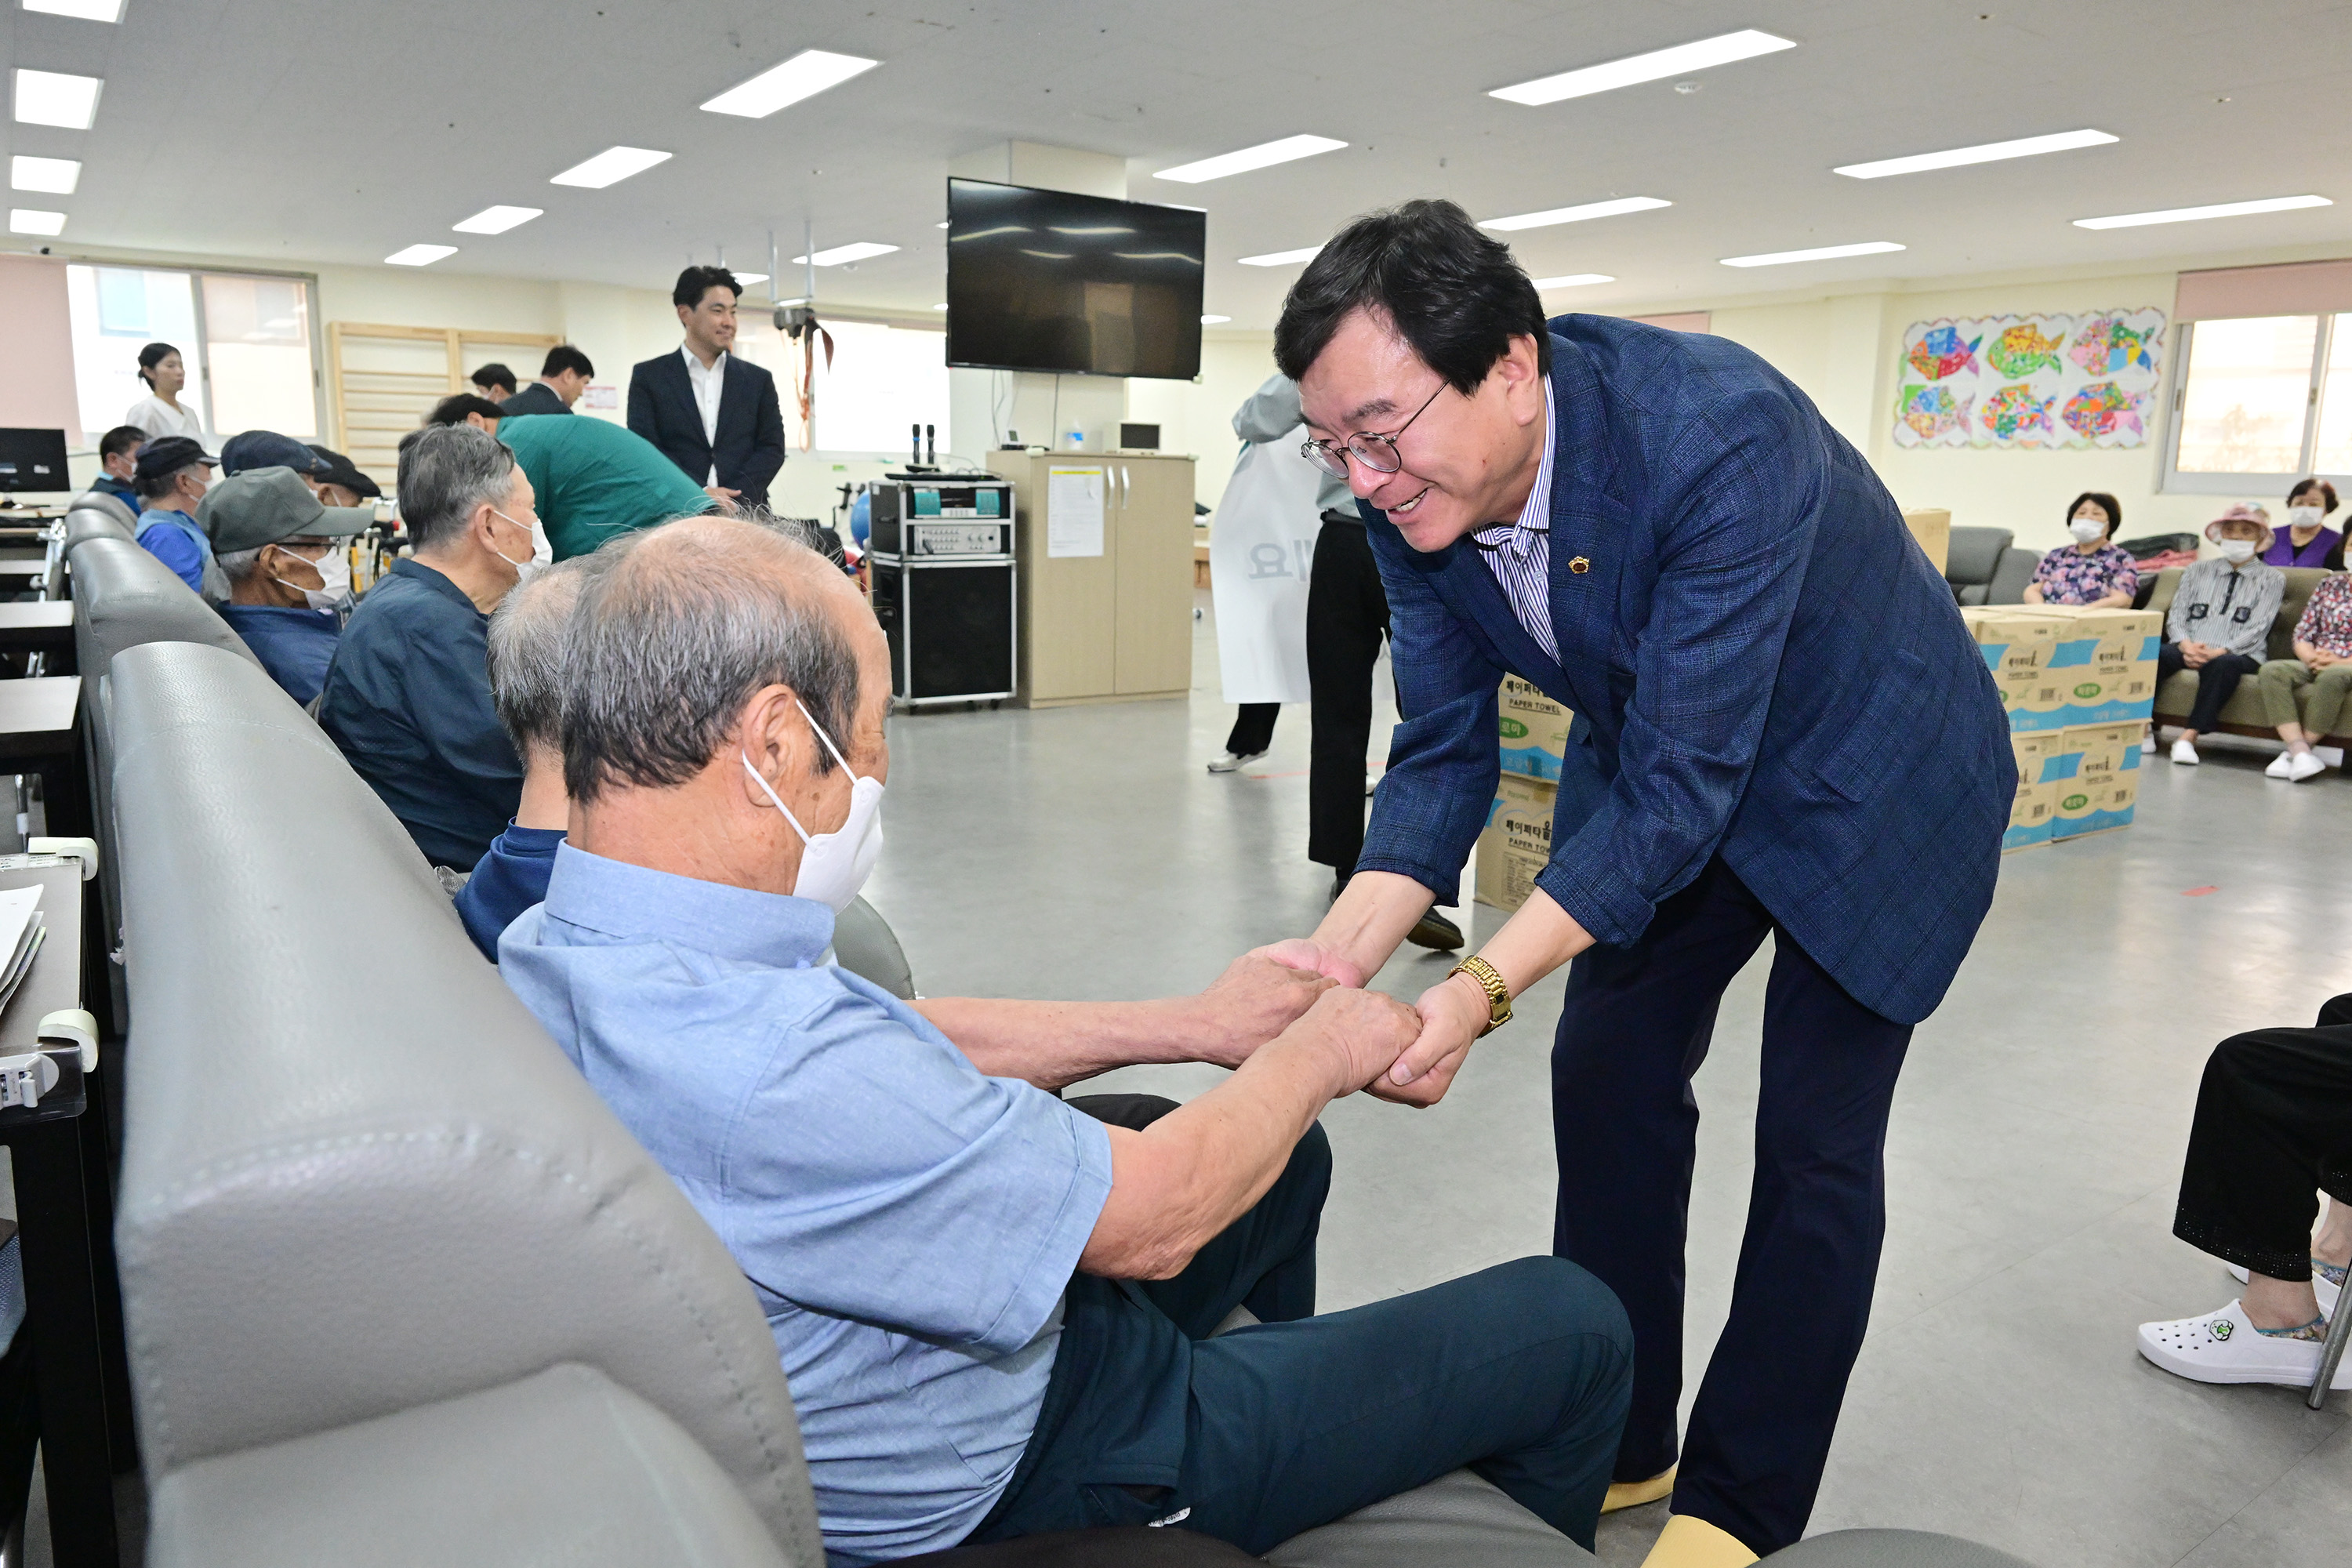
[124, 342, 205, 442]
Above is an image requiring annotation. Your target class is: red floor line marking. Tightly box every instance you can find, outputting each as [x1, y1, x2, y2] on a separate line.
[2182, 886, 2219, 897]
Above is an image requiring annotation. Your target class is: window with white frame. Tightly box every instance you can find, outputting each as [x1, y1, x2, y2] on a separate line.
[733, 316, 951, 459]
[64, 263, 322, 444]
[2165, 311, 2352, 492]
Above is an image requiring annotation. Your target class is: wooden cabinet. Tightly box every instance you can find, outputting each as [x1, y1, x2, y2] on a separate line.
[989, 452, 1196, 706]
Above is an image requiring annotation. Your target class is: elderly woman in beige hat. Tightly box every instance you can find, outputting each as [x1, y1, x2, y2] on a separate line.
[2158, 504, 2286, 765]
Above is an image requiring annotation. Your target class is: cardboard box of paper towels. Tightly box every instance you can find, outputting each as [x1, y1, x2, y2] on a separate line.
[1500, 676, 1573, 781]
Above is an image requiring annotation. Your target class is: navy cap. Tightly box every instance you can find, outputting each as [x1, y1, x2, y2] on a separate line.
[304, 443, 382, 500]
[220, 430, 329, 477]
[131, 435, 216, 492]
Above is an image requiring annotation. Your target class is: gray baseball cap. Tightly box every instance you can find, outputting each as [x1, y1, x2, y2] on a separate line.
[198, 466, 374, 553]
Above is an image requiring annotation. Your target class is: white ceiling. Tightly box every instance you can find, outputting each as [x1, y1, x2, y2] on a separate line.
[5, 0, 2350, 327]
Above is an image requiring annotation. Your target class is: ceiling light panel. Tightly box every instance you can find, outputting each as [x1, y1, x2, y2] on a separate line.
[701, 49, 879, 117]
[22, 0, 126, 20]
[452, 205, 543, 234]
[792, 241, 898, 266]
[1238, 246, 1323, 267]
[1720, 241, 1904, 267]
[2073, 194, 2331, 230]
[1835, 129, 2117, 180]
[1200, 314, 1232, 324]
[10, 155, 79, 194]
[386, 244, 458, 267]
[1530, 274, 1615, 289]
[13, 68, 103, 129]
[1480, 196, 1670, 231]
[731, 272, 771, 285]
[1155, 135, 1348, 184]
[9, 209, 67, 236]
[549, 147, 672, 188]
[1492, 29, 1794, 106]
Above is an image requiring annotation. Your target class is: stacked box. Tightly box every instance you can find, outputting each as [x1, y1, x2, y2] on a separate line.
[2005, 732, 2062, 851]
[1475, 772, 1556, 913]
[1498, 675, 1573, 782]
[2050, 723, 2141, 838]
[2020, 607, 2163, 727]
[1902, 508, 1952, 575]
[1958, 608, 2060, 726]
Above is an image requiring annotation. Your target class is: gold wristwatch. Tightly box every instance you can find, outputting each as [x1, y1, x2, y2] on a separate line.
[1449, 956, 1513, 1036]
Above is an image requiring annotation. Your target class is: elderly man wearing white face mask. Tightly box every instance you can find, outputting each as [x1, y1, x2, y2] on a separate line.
[205, 466, 372, 706]
[498, 514, 1641, 1567]
[2158, 505, 2288, 766]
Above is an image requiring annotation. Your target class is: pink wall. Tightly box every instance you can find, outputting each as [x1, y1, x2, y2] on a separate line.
[0, 256, 81, 444]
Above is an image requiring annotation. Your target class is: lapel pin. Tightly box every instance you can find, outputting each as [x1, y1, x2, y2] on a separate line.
[1567, 555, 1591, 575]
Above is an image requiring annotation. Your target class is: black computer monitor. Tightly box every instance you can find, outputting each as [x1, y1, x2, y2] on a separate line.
[0, 430, 71, 492]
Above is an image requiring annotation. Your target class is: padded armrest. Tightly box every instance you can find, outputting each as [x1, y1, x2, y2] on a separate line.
[147, 1363, 791, 1568]
[1759, 1530, 2036, 1566]
[1265, 1469, 1595, 1567]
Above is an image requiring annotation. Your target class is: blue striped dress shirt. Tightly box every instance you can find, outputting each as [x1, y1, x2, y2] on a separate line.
[1469, 382, 1559, 662]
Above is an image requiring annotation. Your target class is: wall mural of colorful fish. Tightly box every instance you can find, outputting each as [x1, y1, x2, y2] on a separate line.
[1981, 383, 2056, 442]
[2068, 318, 2157, 376]
[1906, 325, 1983, 380]
[2061, 381, 2143, 441]
[1985, 322, 2065, 379]
[1898, 383, 1973, 441]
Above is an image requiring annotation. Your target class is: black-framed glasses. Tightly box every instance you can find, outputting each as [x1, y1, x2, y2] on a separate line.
[1299, 383, 1447, 478]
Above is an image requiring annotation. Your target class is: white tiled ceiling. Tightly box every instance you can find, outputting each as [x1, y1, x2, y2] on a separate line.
[2, 0, 2347, 323]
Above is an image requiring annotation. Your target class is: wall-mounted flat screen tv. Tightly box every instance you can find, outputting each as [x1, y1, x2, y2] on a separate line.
[946, 178, 1204, 380]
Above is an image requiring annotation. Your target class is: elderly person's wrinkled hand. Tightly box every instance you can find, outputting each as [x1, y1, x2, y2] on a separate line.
[1192, 953, 1338, 1068]
[1284, 986, 1422, 1097]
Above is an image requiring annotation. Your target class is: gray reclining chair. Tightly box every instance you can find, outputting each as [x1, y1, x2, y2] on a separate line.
[1944, 527, 2013, 605]
[67, 536, 259, 1030]
[62, 492, 138, 557]
[107, 644, 2034, 1568]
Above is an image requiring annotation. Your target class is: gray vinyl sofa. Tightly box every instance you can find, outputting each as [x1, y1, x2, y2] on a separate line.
[103, 640, 2034, 1567]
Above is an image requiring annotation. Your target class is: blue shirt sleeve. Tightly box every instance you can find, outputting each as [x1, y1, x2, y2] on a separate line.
[137, 522, 205, 594]
[718, 982, 1112, 1356]
[456, 824, 566, 960]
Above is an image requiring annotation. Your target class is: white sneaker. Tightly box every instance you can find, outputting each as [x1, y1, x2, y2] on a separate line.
[2140, 1300, 2352, 1388]
[2172, 738, 2201, 766]
[2289, 750, 2328, 782]
[2267, 750, 2298, 779]
[1207, 750, 1266, 774]
[2143, 732, 2159, 756]
[2225, 1262, 2343, 1314]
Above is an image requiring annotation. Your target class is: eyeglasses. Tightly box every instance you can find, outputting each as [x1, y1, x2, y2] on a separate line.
[1299, 383, 1447, 478]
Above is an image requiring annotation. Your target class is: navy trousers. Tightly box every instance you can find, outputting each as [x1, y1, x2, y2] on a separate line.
[972, 1096, 1634, 1555]
[1552, 858, 1913, 1555]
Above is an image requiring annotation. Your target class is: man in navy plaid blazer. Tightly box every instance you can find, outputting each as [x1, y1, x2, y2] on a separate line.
[1258, 201, 2010, 1566]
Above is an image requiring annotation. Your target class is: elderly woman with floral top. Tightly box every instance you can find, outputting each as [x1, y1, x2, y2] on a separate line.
[2025, 491, 2139, 608]
[2258, 568, 2352, 781]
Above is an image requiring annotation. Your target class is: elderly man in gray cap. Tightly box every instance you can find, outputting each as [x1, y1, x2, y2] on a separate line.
[201, 466, 373, 706]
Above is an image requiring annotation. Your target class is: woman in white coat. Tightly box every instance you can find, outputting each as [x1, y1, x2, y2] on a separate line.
[124, 342, 204, 442]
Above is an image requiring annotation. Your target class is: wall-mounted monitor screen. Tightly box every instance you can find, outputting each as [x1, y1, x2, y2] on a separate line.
[945, 179, 1204, 380]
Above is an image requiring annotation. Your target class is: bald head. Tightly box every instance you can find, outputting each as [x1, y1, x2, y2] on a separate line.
[563, 515, 877, 805]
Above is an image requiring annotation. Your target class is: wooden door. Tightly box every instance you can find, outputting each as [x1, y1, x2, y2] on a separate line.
[994, 454, 1117, 703]
[1112, 456, 1197, 696]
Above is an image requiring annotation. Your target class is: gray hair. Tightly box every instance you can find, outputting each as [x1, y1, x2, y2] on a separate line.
[563, 517, 859, 805]
[486, 551, 613, 753]
[395, 423, 515, 551]
[216, 546, 265, 583]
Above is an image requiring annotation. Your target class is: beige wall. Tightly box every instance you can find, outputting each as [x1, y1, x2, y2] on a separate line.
[1634, 255, 2341, 557]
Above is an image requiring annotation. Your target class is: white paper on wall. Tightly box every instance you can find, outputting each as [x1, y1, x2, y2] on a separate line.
[1890, 307, 2167, 451]
[1046, 467, 1105, 558]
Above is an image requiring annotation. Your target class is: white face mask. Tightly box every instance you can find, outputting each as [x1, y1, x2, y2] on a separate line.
[2069, 516, 2106, 544]
[2217, 538, 2258, 564]
[488, 506, 552, 588]
[273, 543, 352, 615]
[2289, 505, 2324, 530]
[740, 700, 884, 913]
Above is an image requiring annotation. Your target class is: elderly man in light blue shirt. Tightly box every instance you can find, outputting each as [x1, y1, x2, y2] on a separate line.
[499, 514, 1634, 1565]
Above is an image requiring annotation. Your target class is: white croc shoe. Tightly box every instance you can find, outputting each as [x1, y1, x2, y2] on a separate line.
[2224, 1262, 2343, 1314]
[2139, 1300, 2352, 1388]
[2267, 751, 2299, 779]
[2171, 738, 2201, 766]
[2288, 750, 2328, 782]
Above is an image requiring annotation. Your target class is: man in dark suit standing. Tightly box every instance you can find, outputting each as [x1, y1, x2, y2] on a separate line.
[626, 266, 786, 510]
[498, 345, 593, 419]
[1252, 201, 2011, 1568]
